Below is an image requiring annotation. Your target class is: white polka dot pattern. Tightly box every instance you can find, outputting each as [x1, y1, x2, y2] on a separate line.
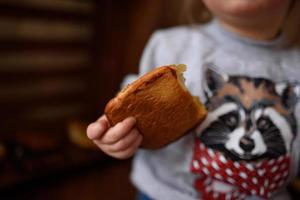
[191, 140, 290, 200]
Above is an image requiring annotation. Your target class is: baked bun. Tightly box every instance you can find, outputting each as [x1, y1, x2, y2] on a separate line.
[104, 64, 207, 149]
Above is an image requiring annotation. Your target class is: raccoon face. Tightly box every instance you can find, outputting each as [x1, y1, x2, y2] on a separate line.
[196, 64, 299, 161]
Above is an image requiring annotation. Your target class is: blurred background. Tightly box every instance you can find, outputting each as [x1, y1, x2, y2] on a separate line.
[0, 0, 189, 199]
[0, 0, 299, 200]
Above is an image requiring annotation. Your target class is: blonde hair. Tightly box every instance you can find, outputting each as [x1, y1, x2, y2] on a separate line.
[180, 0, 211, 24]
[282, 0, 300, 45]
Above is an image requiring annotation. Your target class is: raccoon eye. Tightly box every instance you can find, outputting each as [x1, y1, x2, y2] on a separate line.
[222, 114, 239, 128]
[226, 116, 238, 126]
[257, 117, 271, 130]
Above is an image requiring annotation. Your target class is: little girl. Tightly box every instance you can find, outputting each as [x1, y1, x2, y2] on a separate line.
[87, 0, 300, 199]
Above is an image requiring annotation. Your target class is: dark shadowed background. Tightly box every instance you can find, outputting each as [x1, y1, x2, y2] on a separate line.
[0, 0, 188, 199]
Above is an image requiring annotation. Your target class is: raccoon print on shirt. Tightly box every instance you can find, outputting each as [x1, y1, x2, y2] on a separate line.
[191, 63, 299, 200]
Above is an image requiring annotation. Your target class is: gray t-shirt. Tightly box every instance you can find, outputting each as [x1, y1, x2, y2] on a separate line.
[124, 20, 300, 200]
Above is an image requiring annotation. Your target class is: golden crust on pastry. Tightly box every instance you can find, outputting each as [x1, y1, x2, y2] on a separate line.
[105, 64, 207, 149]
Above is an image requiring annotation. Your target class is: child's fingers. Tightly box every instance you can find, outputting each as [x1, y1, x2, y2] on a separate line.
[100, 117, 136, 144]
[86, 115, 109, 140]
[96, 115, 110, 126]
[100, 128, 140, 152]
[106, 134, 143, 159]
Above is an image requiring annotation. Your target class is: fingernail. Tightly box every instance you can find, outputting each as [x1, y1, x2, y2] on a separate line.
[125, 117, 136, 125]
[97, 122, 105, 131]
[88, 123, 104, 139]
[131, 117, 137, 124]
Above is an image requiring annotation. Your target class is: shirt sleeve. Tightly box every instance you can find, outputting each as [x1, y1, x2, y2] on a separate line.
[120, 31, 162, 88]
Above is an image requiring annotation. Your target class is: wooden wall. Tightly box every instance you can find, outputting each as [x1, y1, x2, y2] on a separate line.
[0, 0, 95, 136]
[0, 0, 186, 136]
[0, 0, 186, 190]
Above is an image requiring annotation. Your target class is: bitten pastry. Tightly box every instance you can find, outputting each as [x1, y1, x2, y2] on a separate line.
[104, 64, 207, 149]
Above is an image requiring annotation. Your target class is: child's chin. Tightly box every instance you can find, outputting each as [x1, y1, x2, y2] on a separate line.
[208, 0, 289, 19]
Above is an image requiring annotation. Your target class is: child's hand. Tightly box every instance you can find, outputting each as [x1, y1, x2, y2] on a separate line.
[86, 115, 143, 159]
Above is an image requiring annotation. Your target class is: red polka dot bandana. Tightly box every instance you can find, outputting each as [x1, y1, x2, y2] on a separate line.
[191, 140, 290, 200]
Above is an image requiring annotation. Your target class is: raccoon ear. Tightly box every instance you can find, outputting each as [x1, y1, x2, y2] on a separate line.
[275, 82, 300, 110]
[203, 63, 228, 98]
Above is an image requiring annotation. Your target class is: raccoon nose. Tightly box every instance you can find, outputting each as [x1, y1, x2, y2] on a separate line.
[239, 136, 255, 152]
